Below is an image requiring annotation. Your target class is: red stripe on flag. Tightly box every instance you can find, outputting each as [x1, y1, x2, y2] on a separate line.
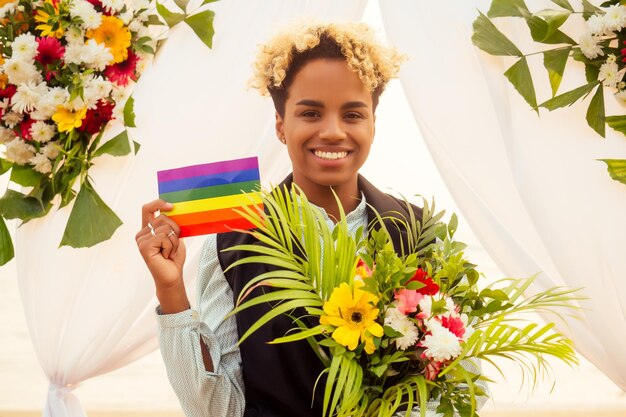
[168, 204, 262, 226]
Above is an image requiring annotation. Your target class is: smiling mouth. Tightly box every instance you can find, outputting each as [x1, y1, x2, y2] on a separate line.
[313, 150, 349, 160]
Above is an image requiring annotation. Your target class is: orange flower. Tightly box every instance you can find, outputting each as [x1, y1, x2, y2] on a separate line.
[86, 16, 131, 64]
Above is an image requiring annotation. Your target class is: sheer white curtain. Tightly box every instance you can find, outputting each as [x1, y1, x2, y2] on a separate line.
[15, 1, 368, 416]
[380, 0, 626, 391]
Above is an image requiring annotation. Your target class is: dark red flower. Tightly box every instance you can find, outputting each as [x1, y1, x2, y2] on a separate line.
[78, 101, 114, 135]
[406, 268, 439, 295]
[0, 85, 17, 100]
[104, 49, 139, 86]
[20, 117, 35, 141]
[422, 360, 442, 381]
[36, 37, 65, 66]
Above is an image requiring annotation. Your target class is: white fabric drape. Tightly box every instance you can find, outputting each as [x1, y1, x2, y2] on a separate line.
[380, 0, 626, 391]
[15, 1, 367, 416]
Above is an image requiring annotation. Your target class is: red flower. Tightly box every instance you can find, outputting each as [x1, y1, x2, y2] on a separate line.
[439, 316, 465, 339]
[20, 117, 35, 141]
[0, 85, 17, 100]
[104, 49, 139, 86]
[78, 101, 114, 135]
[36, 37, 65, 66]
[406, 268, 439, 295]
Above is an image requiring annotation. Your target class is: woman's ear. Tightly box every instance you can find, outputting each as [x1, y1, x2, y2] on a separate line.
[275, 111, 286, 144]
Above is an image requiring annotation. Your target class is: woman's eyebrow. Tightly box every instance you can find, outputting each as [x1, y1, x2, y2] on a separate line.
[295, 100, 369, 109]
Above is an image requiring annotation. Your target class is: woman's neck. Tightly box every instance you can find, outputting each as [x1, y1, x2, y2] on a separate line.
[291, 176, 361, 222]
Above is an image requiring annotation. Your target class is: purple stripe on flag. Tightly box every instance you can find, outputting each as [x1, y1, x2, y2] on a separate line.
[157, 157, 259, 182]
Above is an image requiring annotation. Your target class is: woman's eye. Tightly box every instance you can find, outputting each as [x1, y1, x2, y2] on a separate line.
[345, 112, 363, 119]
[301, 110, 320, 118]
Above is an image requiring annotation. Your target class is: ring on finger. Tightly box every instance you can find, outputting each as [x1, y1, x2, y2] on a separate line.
[148, 221, 154, 230]
[150, 228, 156, 236]
[167, 230, 175, 237]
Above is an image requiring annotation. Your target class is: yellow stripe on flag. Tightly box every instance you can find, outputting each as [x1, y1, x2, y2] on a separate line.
[165, 192, 263, 216]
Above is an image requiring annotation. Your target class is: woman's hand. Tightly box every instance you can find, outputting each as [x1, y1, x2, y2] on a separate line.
[136, 199, 190, 313]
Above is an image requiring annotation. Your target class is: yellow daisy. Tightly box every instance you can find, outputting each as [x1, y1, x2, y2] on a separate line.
[52, 107, 87, 132]
[34, 0, 64, 38]
[0, 55, 6, 89]
[86, 16, 131, 64]
[320, 282, 384, 354]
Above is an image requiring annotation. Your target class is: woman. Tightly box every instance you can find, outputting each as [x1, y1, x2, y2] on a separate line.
[136, 22, 468, 417]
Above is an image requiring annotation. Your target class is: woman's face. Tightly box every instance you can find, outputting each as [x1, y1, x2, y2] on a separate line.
[275, 58, 375, 199]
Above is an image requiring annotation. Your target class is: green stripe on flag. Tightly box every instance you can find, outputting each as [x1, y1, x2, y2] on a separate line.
[160, 180, 259, 203]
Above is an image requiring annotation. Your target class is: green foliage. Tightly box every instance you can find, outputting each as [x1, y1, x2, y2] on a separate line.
[487, 0, 529, 17]
[0, 217, 14, 266]
[599, 159, 626, 185]
[93, 130, 132, 157]
[543, 47, 571, 96]
[504, 57, 538, 110]
[156, 1, 185, 27]
[606, 115, 626, 136]
[123, 96, 136, 128]
[540, 81, 599, 110]
[550, 0, 574, 11]
[60, 180, 122, 248]
[185, 10, 216, 49]
[471, 12, 523, 57]
[586, 84, 606, 137]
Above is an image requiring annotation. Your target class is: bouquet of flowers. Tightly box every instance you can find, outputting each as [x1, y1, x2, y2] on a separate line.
[472, 0, 626, 187]
[0, 0, 217, 265]
[228, 185, 582, 417]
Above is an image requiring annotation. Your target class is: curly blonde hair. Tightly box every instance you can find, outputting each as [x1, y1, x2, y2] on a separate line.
[250, 21, 405, 115]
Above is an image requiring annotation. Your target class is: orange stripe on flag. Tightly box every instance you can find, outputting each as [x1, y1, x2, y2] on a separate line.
[168, 205, 261, 226]
[179, 217, 257, 237]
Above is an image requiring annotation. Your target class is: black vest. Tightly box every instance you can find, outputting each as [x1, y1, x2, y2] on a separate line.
[217, 174, 423, 417]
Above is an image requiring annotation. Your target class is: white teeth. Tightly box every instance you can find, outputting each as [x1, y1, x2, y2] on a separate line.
[314, 150, 348, 160]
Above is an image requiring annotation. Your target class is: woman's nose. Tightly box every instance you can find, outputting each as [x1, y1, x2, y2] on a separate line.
[319, 115, 347, 141]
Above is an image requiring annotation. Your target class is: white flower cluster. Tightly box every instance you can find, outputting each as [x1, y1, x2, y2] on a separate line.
[580, 5, 626, 60]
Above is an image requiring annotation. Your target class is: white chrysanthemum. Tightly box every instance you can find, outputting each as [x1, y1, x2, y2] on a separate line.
[29, 153, 52, 174]
[3, 58, 43, 85]
[63, 42, 86, 65]
[119, 10, 134, 25]
[11, 82, 48, 113]
[607, 54, 617, 64]
[0, 126, 16, 144]
[2, 111, 23, 129]
[4, 138, 35, 164]
[65, 27, 85, 44]
[0, 97, 9, 114]
[11, 34, 39, 61]
[131, 0, 150, 11]
[603, 5, 626, 33]
[443, 296, 458, 318]
[418, 296, 433, 319]
[128, 19, 144, 33]
[101, 0, 124, 12]
[579, 32, 604, 60]
[0, 1, 18, 19]
[599, 60, 620, 88]
[460, 314, 474, 342]
[421, 321, 462, 362]
[70, 0, 102, 30]
[85, 76, 113, 102]
[384, 308, 419, 350]
[31, 87, 70, 120]
[586, 14, 606, 35]
[30, 121, 56, 143]
[41, 142, 60, 159]
[83, 39, 114, 71]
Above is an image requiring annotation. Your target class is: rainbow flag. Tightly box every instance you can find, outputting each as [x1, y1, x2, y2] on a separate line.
[157, 157, 262, 237]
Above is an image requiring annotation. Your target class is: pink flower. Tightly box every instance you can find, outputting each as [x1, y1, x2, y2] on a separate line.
[423, 360, 442, 381]
[20, 117, 35, 141]
[36, 37, 64, 65]
[394, 289, 423, 315]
